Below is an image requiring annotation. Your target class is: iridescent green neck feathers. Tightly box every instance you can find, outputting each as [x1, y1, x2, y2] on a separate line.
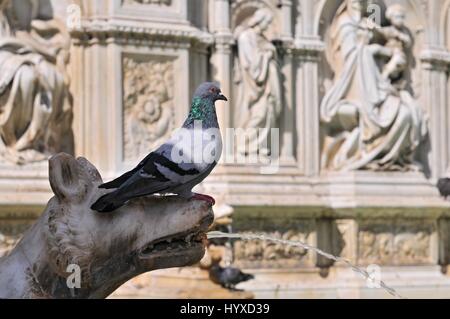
[184, 96, 218, 128]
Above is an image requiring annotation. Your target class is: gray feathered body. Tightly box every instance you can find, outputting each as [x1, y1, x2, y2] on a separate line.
[91, 90, 223, 213]
[209, 264, 254, 289]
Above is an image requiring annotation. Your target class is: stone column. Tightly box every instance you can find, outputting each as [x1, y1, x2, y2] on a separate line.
[210, 0, 233, 132]
[293, 37, 324, 177]
[420, 49, 450, 179]
[293, 0, 324, 177]
[279, 0, 293, 41]
[415, 0, 450, 179]
[278, 0, 295, 162]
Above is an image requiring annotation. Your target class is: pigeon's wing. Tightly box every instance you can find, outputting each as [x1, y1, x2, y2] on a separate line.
[98, 132, 198, 189]
[222, 267, 254, 285]
[109, 147, 204, 201]
[222, 267, 242, 282]
[98, 154, 151, 189]
[101, 126, 219, 196]
[208, 266, 223, 286]
[144, 130, 218, 186]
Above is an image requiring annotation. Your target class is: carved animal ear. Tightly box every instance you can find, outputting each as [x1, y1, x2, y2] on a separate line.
[76, 157, 103, 185]
[49, 153, 92, 203]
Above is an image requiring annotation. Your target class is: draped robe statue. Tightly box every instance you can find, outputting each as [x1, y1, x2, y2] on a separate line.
[235, 8, 282, 157]
[0, 0, 73, 165]
[320, 0, 427, 172]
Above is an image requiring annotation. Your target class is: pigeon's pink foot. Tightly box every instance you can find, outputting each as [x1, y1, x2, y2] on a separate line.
[192, 193, 215, 206]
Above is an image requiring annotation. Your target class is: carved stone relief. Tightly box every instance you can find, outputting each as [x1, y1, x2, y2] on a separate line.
[233, 7, 282, 157]
[122, 56, 174, 162]
[233, 230, 313, 268]
[0, 0, 73, 165]
[358, 220, 434, 265]
[320, 0, 428, 172]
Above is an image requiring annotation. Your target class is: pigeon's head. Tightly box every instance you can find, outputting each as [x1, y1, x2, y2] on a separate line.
[194, 82, 228, 102]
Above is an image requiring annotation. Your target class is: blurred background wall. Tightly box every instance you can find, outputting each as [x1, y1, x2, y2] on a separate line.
[2, 0, 450, 298]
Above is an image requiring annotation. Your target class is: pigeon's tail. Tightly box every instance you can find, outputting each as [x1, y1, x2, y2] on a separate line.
[240, 272, 254, 283]
[90, 191, 126, 213]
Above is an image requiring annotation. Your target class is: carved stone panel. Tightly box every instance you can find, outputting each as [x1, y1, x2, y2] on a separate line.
[319, 1, 428, 172]
[0, 0, 74, 165]
[357, 219, 436, 265]
[122, 55, 175, 162]
[232, 218, 316, 268]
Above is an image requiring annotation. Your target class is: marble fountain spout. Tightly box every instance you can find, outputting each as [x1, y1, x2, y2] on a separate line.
[0, 153, 214, 298]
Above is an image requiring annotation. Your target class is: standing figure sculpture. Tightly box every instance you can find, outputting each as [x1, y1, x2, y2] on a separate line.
[235, 8, 282, 157]
[320, 0, 427, 172]
[0, 0, 73, 165]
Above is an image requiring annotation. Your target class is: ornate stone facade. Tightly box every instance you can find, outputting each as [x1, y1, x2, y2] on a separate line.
[357, 220, 435, 265]
[233, 230, 313, 268]
[320, 1, 428, 172]
[233, 8, 282, 157]
[3, 0, 450, 298]
[123, 56, 175, 161]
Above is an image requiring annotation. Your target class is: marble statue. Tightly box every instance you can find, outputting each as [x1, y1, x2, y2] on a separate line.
[379, 4, 412, 81]
[234, 8, 282, 157]
[320, 0, 427, 172]
[0, 0, 73, 165]
[0, 153, 213, 298]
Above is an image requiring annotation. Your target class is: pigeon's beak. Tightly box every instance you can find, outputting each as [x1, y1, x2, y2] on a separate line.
[217, 93, 228, 102]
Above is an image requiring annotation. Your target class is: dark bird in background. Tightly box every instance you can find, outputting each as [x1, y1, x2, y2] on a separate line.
[91, 82, 227, 213]
[437, 178, 450, 199]
[208, 259, 255, 290]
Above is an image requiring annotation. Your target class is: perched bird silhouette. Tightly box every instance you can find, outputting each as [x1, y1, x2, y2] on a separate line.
[437, 178, 450, 199]
[91, 82, 227, 213]
[209, 260, 255, 290]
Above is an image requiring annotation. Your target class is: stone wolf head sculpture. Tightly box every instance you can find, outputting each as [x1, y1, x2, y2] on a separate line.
[0, 153, 213, 298]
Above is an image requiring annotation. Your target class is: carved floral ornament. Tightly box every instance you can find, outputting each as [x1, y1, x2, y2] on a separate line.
[123, 56, 175, 161]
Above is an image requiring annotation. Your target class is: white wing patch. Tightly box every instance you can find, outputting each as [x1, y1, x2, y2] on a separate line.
[154, 162, 198, 184]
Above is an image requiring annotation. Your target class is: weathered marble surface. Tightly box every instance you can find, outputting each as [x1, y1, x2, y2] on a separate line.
[123, 56, 175, 161]
[0, 153, 213, 298]
[234, 8, 282, 157]
[320, 0, 427, 172]
[0, 0, 73, 165]
[2, 0, 450, 299]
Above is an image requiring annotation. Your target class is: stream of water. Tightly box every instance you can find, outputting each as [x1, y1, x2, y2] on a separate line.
[207, 231, 404, 299]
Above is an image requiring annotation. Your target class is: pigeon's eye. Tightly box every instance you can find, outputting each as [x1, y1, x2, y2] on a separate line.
[210, 87, 218, 94]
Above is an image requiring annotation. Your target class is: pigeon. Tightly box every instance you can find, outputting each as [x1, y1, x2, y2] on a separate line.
[438, 178, 450, 199]
[91, 82, 227, 213]
[208, 261, 254, 290]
